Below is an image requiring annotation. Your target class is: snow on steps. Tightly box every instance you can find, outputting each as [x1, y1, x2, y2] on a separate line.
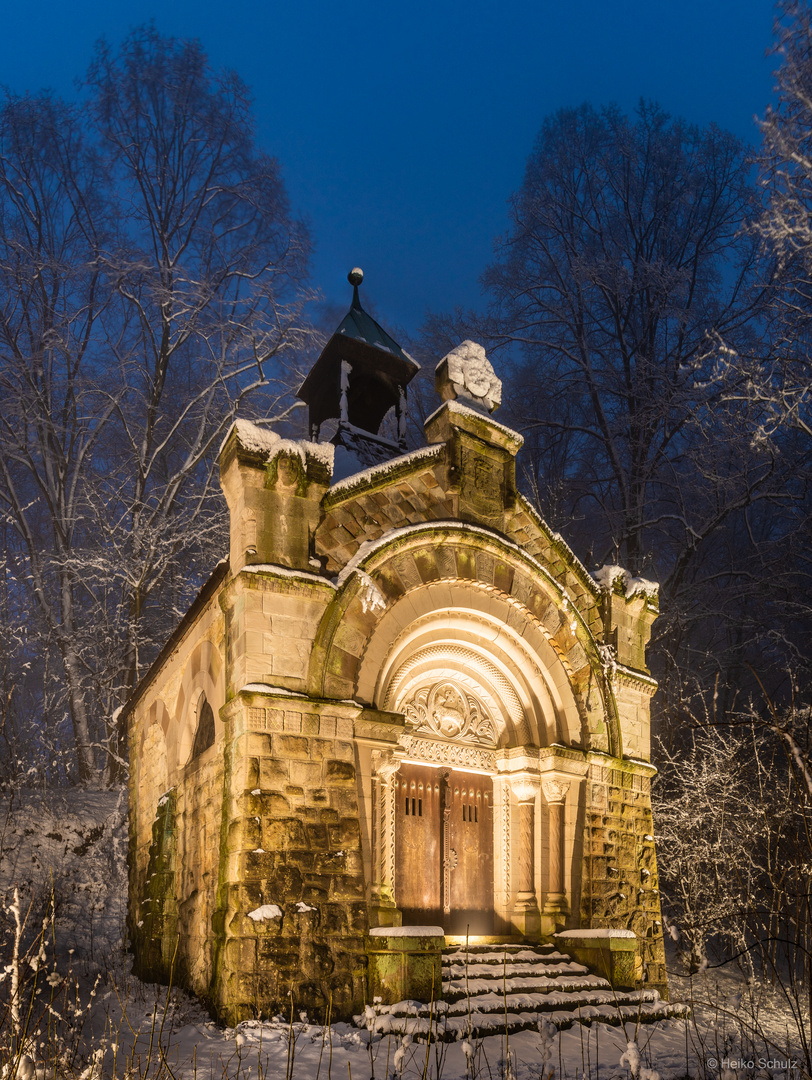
[356, 942, 686, 1041]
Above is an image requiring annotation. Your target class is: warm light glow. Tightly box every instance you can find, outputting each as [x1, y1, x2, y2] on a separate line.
[444, 935, 521, 947]
[400, 757, 493, 776]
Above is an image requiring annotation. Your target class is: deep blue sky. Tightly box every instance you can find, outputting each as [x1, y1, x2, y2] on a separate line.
[0, 0, 776, 337]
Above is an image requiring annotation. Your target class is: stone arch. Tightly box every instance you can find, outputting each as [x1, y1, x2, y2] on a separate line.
[190, 696, 216, 760]
[383, 634, 526, 741]
[308, 523, 621, 756]
[145, 697, 172, 741]
[169, 639, 225, 772]
[138, 698, 170, 817]
[371, 602, 559, 747]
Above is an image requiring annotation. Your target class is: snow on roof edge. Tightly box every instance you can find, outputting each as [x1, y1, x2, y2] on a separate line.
[593, 563, 659, 600]
[240, 563, 336, 587]
[423, 399, 523, 446]
[220, 418, 335, 469]
[328, 442, 444, 496]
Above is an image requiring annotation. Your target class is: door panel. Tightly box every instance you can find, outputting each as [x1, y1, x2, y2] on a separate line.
[394, 763, 494, 934]
[447, 771, 494, 934]
[395, 764, 442, 925]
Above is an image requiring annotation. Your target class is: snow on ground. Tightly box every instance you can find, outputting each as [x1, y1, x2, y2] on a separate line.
[1, 788, 808, 1079]
[0, 786, 127, 960]
[68, 991, 809, 1080]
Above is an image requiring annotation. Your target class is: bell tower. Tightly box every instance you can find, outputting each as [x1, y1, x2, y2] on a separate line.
[297, 269, 419, 476]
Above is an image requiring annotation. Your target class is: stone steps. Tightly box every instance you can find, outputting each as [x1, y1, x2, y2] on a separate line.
[357, 941, 686, 1040]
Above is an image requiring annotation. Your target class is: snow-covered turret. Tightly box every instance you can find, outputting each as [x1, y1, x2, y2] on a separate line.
[219, 419, 333, 572]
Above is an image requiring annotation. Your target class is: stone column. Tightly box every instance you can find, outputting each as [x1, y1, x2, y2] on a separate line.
[370, 752, 401, 927]
[492, 776, 512, 935]
[441, 771, 452, 916]
[542, 778, 570, 931]
[508, 773, 541, 938]
[516, 801, 535, 900]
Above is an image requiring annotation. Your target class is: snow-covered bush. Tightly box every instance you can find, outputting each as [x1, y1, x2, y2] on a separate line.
[0, 885, 102, 1078]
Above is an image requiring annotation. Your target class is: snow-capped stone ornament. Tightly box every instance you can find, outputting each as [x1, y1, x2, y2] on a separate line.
[435, 340, 502, 413]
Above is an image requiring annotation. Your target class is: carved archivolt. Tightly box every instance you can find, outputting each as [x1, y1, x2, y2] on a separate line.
[404, 682, 496, 745]
[385, 642, 524, 729]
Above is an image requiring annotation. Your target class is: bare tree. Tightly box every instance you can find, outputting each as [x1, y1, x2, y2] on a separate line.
[710, 0, 812, 690]
[0, 29, 313, 784]
[655, 723, 773, 975]
[750, 2, 812, 443]
[485, 101, 771, 574]
[461, 101, 812, 715]
[654, 696, 812, 1073]
[0, 93, 116, 783]
[84, 28, 312, 778]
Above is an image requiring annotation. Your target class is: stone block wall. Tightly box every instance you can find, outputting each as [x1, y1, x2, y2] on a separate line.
[128, 709, 169, 954]
[127, 592, 226, 997]
[602, 587, 657, 673]
[317, 449, 454, 574]
[175, 752, 224, 995]
[212, 692, 369, 1023]
[220, 570, 333, 696]
[130, 737, 225, 998]
[613, 676, 658, 761]
[505, 499, 604, 637]
[132, 790, 178, 984]
[579, 756, 667, 994]
[219, 423, 331, 573]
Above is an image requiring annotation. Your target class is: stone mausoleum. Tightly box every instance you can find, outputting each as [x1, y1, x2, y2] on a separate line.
[125, 271, 667, 1024]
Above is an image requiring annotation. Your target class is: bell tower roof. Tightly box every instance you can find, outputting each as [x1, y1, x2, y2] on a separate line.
[297, 269, 419, 442]
[334, 269, 414, 366]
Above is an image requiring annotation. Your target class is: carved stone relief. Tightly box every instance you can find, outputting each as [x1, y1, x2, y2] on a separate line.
[398, 734, 497, 772]
[460, 447, 503, 520]
[404, 681, 496, 745]
[384, 641, 525, 735]
[542, 778, 570, 805]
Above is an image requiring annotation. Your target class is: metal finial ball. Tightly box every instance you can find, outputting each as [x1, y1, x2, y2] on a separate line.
[348, 267, 364, 286]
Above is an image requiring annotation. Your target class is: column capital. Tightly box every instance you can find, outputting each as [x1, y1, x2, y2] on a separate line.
[507, 770, 541, 804]
[542, 778, 570, 805]
[372, 750, 400, 782]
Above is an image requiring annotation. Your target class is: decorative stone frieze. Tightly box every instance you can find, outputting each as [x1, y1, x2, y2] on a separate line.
[399, 735, 497, 772]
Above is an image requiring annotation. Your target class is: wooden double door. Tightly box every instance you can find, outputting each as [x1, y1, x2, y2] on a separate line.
[395, 763, 494, 934]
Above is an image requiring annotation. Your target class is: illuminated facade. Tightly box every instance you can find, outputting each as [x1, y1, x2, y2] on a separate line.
[126, 277, 667, 1022]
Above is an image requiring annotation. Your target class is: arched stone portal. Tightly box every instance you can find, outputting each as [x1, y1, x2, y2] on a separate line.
[309, 517, 614, 941]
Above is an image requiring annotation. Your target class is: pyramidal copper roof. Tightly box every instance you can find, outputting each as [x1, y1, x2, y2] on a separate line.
[334, 278, 416, 366]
